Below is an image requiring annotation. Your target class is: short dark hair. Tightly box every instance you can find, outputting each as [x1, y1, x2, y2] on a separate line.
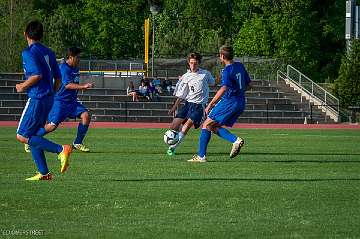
[25, 20, 43, 41]
[66, 47, 82, 59]
[187, 52, 202, 64]
[219, 45, 234, 60]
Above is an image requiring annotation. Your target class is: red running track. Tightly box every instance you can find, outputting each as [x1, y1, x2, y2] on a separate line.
[1, 121, 360, 129]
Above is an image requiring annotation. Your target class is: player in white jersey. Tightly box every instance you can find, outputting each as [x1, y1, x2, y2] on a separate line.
[167, 52, 215, 156]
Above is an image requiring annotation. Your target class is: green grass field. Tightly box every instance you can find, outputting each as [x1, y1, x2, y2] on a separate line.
[1, 127, 360, 238]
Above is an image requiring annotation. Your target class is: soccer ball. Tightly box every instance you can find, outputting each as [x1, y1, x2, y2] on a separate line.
[163, 130, 179, 145]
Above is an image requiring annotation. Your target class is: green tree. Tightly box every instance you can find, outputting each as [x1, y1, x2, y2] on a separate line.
[0, 0, 352, 83]
[269, 0, 320, 78]
[0, 0, 36, 72]
[41, 3, 84, 57]
[314, 0, 345, 82]
[334, 40, 360, 107]
[234, 16, 272, 56]
[80, 0, 146, 59]
[156, 0, 231, 56]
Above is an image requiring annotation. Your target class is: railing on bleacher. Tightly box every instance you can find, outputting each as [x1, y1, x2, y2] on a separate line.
[277, 66, 340, 122]
[78, 60, 145, 78]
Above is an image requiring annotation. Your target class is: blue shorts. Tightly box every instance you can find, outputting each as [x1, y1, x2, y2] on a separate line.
[48, 100, 88, 125]
[17, 96, 54, 138]
[208, 98, 245, 127]
[175, 101, 204, 129]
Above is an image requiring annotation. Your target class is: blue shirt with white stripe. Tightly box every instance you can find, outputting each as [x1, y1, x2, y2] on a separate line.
[221, 62, 251, 101]
[55, 62, 80, 103]
[22, 42, 60, 99]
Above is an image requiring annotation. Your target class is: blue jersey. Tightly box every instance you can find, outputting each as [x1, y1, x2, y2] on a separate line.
[221, 62, 251, 101]
[55, 62, 80, 103]
[22, 43, 60, 99]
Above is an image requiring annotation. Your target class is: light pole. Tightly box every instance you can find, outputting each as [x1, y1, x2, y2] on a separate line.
[150, 4, 160, 78]
[345, 0, 360, 51]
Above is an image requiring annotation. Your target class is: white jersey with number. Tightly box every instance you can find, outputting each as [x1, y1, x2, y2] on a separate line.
[173, 68, 215, 105]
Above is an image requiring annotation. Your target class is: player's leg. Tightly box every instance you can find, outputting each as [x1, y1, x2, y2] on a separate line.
[214, 127, 237, 143]
[34, 100, 64, 137]
[27, 134, 72, 174]
[35, 123, 57, 137]
[188, 118, 217, 162]
[170, 101, 190, 132]
[25, 101, 65, 153]
[169, 103, 203, 154]
[168, 118, 193, 154]
[26, 147, 52, 180]
[28, 147, 48, 176]
[213, 126, 244, 158]
[170, 118, 184, 132]
[17, 99, 51, 177]
[31, 97, 72, 173]
[72, 103, 91, 152]
[17, 98, 72, 177]
[25, 123, 56, 152]
[209, 100, 245, 158]
[166, 117, 186, 155]
[166, 101, 189, 155]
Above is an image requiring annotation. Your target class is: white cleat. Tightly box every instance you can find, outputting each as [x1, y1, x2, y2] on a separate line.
[230, 137, 244, 158]
[73, 143, 90, 152]
[187, 155, 207, 163]
[24, 143, 31, 153]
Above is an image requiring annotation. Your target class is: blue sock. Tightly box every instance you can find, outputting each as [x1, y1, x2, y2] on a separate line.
[28, 136, 62, 154]
[30, 146, 49, 175]
[74, 123, 89, 144]
[198, 129, 212, 157]
[35, 127, 47, 137]
[216, 127, 237, 143]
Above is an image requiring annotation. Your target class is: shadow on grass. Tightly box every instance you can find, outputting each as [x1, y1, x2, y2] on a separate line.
[210, 152, 360, 156]
[105, 177, 360, 183]
[207, 160, 360, 163]
[78, 151, 360, 157]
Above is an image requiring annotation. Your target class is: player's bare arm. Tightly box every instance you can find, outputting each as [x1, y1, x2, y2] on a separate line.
[168, 97, 182, 116]
[54, 78, 61, 91]
[205, 85, 227, 115]
[65, 82, 94, 90]
[15, 75, 42, 93]
[245, 81, 252, 91]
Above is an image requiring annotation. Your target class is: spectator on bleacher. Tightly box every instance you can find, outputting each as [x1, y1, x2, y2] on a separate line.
[127, 81, 139, 102]
[148, 79, 161, 101]
[138, 79, 151, 100]
[144, 79, 154, 98]
[162, 77, 175, 95]
[152, 77, 162, 94]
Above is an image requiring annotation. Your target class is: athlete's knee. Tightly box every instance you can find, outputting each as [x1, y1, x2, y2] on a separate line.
[202, 120, 218, 133]
[182, 119, 194, 133]
[211, 125, 221, 133]
[207, 125, 217, 132]
[81, 111, 91, 124]
[16, 134, 28, 144]
[202, 124, 213, 131]
[202, 121, 213, 131]
[45, 123, 57, 133]
[171, 118, 183, 131]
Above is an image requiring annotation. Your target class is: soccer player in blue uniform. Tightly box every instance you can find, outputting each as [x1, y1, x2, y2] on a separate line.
[35, 47, 93, 152]
[188, 45, 251, 162]
[16, 20, 72, 180]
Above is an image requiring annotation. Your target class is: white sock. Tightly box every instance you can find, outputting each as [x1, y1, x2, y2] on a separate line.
[170, 132, 186, 150]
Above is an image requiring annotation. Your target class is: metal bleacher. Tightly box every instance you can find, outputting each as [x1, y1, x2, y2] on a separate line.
[0, 72, 335, 124]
